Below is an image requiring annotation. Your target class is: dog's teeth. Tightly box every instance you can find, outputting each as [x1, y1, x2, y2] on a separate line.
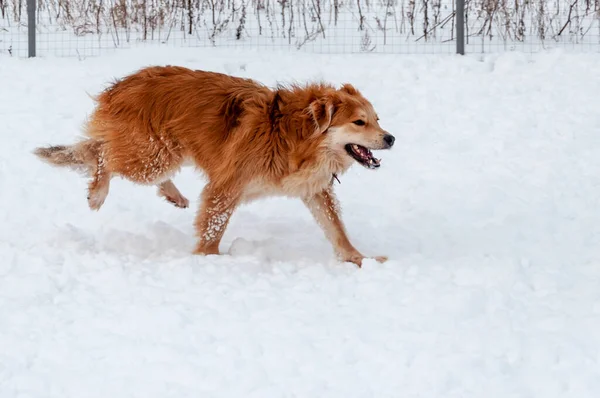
[353, 144, 360, 151]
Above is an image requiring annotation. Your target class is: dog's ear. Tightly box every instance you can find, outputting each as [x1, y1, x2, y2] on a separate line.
[308, 98, 335, 135]
[339, 83, 359, 96]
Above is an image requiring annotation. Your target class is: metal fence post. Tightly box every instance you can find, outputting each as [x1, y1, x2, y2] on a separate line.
[27, 0, 36, 57]
[456, 0, 465, 55]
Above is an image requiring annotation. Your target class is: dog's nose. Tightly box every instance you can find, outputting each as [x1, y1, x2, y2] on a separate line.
[383, 134, 395, 148]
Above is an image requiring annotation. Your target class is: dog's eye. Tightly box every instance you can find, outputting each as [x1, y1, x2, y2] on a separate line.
[353, 120, 366, 126]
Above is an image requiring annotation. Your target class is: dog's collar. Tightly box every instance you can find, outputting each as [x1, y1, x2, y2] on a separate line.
[332, 173, 341, 184]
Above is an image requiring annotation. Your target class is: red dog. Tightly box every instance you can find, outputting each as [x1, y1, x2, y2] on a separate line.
[35, 66, 395, 266]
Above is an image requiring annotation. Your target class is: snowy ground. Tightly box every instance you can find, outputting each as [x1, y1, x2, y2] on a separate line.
[1, 48, 600, 397]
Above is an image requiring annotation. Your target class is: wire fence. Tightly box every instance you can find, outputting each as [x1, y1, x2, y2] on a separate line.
[1, 0, 599, 58]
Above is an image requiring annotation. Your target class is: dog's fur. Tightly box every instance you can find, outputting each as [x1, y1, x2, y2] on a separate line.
[34, 66, 394, 266]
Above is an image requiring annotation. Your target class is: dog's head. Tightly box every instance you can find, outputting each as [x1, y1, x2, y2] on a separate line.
[307, 83, 394, 170]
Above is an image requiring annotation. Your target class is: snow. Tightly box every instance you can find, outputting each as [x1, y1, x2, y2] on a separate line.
[1, 47, 600, 397]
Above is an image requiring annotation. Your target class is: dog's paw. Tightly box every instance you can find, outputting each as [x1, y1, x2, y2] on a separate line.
[158, 182, 190, 209]
[165, 194, 189, 209]
[342, 253, 388, 267]
[192, 245, 220, 256]
[341, 252, 366, 267]
[87, 193, 106, 211]
[159, 190, 189, 208]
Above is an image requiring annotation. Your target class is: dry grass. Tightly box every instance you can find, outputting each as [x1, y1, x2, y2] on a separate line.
[1, 0, 599, 49]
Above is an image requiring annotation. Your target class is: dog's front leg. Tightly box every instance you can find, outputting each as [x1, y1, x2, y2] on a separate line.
[302, 186, 387, 267]
[193, 183, 240, 256]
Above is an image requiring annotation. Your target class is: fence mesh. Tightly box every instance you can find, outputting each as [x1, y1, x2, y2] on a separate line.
[465, 0, 600, 53]
[1, 0, 599, 57]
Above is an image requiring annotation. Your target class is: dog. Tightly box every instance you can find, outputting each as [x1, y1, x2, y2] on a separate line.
[34, 66, 395, 266]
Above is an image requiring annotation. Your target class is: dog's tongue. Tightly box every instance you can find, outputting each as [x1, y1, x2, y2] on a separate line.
[352, 144, 381, 168]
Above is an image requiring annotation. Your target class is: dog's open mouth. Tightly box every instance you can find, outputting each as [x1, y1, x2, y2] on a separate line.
[345, 144, 381, 169]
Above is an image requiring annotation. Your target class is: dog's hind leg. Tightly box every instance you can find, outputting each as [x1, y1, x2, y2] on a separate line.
[87, 149, 112, 211]
[158, 179, 189, 208]
[192, 183, 241, 256]
[34, 138, 113, 210]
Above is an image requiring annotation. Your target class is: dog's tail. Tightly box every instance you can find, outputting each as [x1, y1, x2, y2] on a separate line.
[33, 139, 102, 174]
